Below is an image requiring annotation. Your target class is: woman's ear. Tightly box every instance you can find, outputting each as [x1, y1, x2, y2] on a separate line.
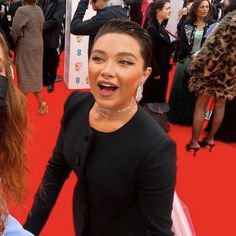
[141, 67, 152, 84]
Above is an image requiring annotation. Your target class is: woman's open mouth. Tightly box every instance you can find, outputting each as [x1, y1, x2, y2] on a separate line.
[98, 82, 118, 96]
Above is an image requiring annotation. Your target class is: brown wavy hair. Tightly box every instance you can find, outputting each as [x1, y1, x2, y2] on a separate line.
[0, 33, 28, 234]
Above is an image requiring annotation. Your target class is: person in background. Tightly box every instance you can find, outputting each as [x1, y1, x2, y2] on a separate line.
[70, 0, 127, 56]
[24, 19, 176, 236]
[168, 0, 215, 126]
[176, 0, 193, 37]
[0, 32, 32, 236]
[141, 0, 152, 27]
[123, 0, 143, 25]
[11, 0, 48, 115]
[38, 0, 65, 93]
[173, 0, 193, 63]
[212, 0, 229, 20]
[0, 0, 21, 52]
[186, 0, 236, 154]
[141, 0, 172, 132]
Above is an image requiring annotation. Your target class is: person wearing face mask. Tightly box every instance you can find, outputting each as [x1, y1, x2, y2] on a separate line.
[70, 0, 127, 56]
[141, 0, 173, 132]
[0, 32, 33, 236]
[24, 19, 177, 236]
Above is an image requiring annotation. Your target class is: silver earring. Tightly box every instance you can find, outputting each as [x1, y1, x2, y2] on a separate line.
[135, 84, 143, 102]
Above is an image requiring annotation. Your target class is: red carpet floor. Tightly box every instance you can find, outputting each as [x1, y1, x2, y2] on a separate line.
[10, 58, 236, 236]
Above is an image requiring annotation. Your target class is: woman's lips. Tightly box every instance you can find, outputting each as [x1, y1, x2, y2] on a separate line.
[98, 82, 118, 97]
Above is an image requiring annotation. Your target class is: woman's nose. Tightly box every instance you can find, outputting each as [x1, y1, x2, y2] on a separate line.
[100, 61, 115, 78]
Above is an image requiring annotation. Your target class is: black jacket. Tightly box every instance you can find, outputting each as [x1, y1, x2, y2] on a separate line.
[70, 0, 127, 55]
[142, 19, 172, 103]
[24, 92, 176, 236]
[123, 0, 143, 25]
[40, 0, 65, 48]
[177, 19, 215, 62]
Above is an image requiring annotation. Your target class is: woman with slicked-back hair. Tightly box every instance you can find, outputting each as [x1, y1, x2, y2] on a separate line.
[24, 19, 177, 236]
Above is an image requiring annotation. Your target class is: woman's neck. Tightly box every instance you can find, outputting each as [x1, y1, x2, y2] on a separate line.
[94, 99, 137, 121]
[156, 16, 164, 25]
[195, 17, 206, 26]
[89, 98, 138, 132]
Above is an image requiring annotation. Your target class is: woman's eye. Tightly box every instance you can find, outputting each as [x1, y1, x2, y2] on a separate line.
[91, 56, 104, 63]
[119, 60, 135, 66]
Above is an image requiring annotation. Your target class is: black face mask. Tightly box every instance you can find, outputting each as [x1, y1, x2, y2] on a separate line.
[0, 74, 8, 111]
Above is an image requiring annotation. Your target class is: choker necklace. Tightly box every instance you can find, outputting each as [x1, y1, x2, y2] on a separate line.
[95, 100, 137, 120]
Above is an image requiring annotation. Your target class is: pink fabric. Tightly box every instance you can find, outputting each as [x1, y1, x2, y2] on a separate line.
[172, 192, 196, 236]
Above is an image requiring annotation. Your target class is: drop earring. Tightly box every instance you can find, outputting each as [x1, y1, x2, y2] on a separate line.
[135, 83, 143, 102]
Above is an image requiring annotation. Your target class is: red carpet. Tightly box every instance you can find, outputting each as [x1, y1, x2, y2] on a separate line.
[10, 56, 236, 236]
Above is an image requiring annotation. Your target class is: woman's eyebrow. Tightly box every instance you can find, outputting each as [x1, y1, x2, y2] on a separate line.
[91, 49, 105, 55]
[91, 50, 137, 59]
[117, 52, 137, 60]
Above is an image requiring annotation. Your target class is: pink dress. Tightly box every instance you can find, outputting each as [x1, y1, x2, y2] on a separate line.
[172, 192, 196, 236]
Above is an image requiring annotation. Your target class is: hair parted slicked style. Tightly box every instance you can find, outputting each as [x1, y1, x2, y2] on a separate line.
[93, 19, 152, 69]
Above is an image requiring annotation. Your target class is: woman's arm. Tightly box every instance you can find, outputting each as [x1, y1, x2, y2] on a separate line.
[23, 95, 75, 235]
[11, 8, 28, 43]
[136, 139, 177, 236]
[146, 25, 161, 78]
[70, 0, 110, 36]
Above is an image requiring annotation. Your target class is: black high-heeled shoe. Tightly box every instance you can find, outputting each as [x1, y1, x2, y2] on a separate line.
[199, 138, 215, 152]
[186, 143, 200, 156]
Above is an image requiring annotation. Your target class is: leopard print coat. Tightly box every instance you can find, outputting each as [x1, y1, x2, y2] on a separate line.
[188, 11, 236, 100]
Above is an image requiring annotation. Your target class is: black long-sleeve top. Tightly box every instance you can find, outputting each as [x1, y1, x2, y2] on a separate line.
[24, 92, 176, 236]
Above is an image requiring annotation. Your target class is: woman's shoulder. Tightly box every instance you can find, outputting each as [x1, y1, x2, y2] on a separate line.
[146, 21, 158, 30]
[135, 108, 176, 164]
[137, 107, 174, 143]
[65, 91, 93, 108]
[4, 215, 34, 236]
[16, 5, 30, 13]
[62, 91, 93, 122]
[206, 18, 217, 26]
[183, 18, 193, 26]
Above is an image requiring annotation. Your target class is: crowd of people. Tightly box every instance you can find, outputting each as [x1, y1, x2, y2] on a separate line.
[0, 0, 235, 235]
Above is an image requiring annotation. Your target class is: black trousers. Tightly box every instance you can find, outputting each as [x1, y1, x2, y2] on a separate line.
[43, 47, 59, 86]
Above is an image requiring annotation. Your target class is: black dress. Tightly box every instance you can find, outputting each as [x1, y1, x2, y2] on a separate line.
[24, 92, 176, 236]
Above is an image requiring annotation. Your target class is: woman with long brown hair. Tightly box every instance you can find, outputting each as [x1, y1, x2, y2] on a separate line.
[168, 0, 215, 126]
[0, 33, 32, 235]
